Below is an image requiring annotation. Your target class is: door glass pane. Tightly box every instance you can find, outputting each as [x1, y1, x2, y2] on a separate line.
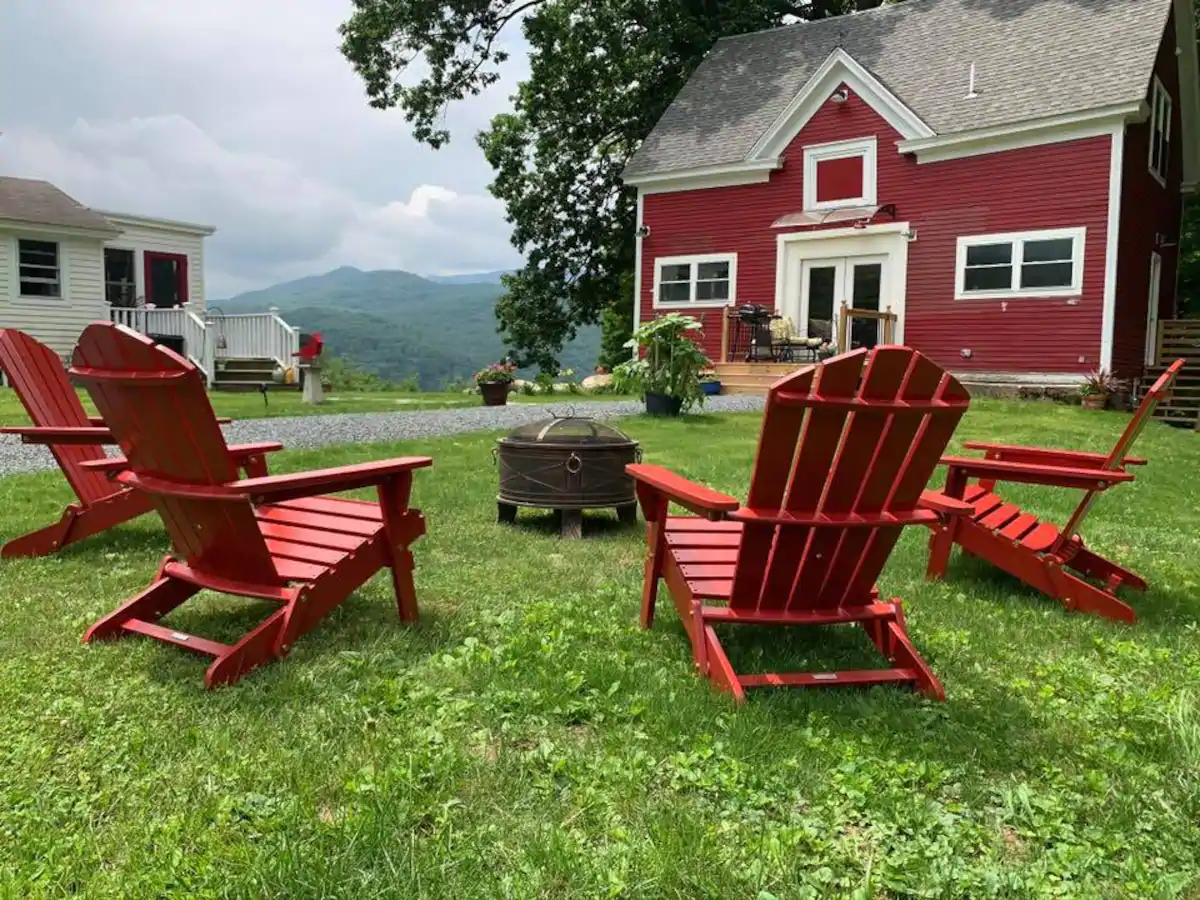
[806, 266, 836, 340]
[851, 263, 881, 311]
[149, 258, 181, 307]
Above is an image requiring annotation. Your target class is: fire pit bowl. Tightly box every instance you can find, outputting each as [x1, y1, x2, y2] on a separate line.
[495, 415, 641, 538]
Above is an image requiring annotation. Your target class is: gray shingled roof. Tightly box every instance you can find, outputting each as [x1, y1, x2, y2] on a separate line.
[625, 0, 1172, 179]
[0, 177, 118, 233]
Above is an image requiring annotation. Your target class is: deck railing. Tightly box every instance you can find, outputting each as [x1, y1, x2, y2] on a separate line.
[109, 306, 300, 384]
[209, 307, 299, 366]
[1155, 319, 1200, 366]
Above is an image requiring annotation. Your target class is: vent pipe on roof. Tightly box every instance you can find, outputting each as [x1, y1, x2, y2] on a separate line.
[965, 62, 979, 100]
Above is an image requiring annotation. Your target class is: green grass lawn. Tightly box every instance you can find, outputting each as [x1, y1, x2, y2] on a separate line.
[0, 400, 1197, 898]
[0, 387, 610, 426]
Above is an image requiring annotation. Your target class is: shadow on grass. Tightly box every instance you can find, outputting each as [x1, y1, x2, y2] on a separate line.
[940, 549, 1200, 630]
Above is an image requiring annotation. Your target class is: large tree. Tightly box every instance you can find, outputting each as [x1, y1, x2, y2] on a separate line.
[341, 0, 898, 369]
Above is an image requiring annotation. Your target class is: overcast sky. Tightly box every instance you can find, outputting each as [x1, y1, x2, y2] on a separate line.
[0, 0, 528, 297]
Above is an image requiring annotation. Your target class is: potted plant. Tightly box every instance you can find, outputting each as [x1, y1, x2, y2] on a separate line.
[1079, 369, 1128, 410]
[475, 361, 517, 406]
[700, 372, 722, 396]
[613, 313, 711, 416]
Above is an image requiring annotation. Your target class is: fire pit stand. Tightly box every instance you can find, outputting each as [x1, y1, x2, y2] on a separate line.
[495, 415, 641, 538]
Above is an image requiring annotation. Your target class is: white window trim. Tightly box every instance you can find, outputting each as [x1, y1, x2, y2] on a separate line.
[14, 236, 67, 301]
[802, 137, 877, 212]
[652, 253, 737, 309]
[954, 227, 1087, 300]
[1148, 75, 1172, 187]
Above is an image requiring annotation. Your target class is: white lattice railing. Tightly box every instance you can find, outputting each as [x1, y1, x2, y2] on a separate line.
[109, 306, 300, 383]
[209, 308, 299, 367]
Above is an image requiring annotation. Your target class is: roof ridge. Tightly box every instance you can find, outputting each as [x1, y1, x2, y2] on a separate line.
[715, 0, 932, 46]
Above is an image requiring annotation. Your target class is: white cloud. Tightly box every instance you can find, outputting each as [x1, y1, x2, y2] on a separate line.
[0, 0, 528, 296]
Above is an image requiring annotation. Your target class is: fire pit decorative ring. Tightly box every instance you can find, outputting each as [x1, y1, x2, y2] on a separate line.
[495, 415, 641, 538]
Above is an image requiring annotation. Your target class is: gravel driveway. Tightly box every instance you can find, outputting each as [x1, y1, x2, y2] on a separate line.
[0, 395, 765, 477]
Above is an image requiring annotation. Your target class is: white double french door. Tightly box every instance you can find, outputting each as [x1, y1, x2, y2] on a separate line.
[799, 254, 888, 350]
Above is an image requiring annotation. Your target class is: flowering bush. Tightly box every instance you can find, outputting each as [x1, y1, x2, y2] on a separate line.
[474, 362, 517, 384]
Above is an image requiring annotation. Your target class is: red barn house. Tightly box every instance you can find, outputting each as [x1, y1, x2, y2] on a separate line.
[622, 0, 1200, 392]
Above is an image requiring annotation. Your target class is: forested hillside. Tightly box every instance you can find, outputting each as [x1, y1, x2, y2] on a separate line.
[216, 267, 600, 388]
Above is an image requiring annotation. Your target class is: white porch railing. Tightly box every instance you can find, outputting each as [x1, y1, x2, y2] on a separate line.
[209, 309, 300, 366]
[108, 306, 300, 384]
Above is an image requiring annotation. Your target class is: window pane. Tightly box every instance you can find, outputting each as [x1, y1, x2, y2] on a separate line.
[965, 243, 1012, 266]
[695, 279, 729, 301]
[659, 281, 691, 304]
[696, 261, 729, 281]
[1023, 238, 1073, 263]
[963, 265, 1012, 292]
[1020, 261, 1074, 289]
[659, 263, 691, 283]
[20, 278, 60, 297]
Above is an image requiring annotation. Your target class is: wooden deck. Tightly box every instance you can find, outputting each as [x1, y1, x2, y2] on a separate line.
[1148, 320, 1200, 430]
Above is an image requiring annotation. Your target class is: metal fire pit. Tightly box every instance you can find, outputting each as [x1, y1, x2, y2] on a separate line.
[495, 415, 641, 538]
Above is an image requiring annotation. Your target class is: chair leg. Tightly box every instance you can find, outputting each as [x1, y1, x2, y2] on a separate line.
[1050, 564, 1137, 624]
[84, 571, 199, 643]
[390, 548, 419, 623]
[3, 490, 150, 558]
[925, 522, 954, 580]
[1067, 545, 1148, 592]
[205, 608, 289, 689]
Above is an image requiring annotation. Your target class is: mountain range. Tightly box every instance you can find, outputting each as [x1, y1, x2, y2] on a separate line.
[215, 267, 599, 388]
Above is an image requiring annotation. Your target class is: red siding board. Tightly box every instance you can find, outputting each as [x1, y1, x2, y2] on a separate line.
[641, 85, 1114, 372]
[1114, 8, 1185, 379]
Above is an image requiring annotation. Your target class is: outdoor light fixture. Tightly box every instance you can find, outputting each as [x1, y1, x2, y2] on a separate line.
[831, 88, 850, 103]
[635, 224, 651, 238]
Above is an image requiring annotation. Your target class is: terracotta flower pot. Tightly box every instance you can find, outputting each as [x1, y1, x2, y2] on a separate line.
[480, 381, 510, 406]
[1081, 392, 1107, 410]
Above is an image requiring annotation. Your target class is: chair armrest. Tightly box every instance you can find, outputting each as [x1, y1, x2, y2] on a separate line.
[85, 415, 230, 426]
[78, 458, 127, 474]
[626, 463, 740, 519]
[730, 507, 941, 528]
[232, 457, 433, 503]
[917, 490, 974, 516]
[940, 456, 1135, 491]
[0, 425, 116, 445]
[961, 441, 1146, 468]
[228, 441, 284, 458]
[79, 442, 283, 478]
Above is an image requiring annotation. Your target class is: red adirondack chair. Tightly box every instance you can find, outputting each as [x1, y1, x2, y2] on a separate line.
[629, 346, 972, 702]
[926, 360, 1185, 624]
[69, 323, 433, 687]
[0, 328, 270, 558]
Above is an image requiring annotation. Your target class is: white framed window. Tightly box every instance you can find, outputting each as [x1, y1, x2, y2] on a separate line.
[1148, 76, 1172, 185]
[653, 253, 736, 307]
[802, 136, 877, 211]
[18, 239, 62, 299]
[955, 228, 1086, 300]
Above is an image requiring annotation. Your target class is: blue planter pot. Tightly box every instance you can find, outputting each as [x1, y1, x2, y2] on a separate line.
[700, 380, 722, 396]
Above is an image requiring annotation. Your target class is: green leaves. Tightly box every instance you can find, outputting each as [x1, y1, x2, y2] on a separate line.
[341, 0, 901, 370]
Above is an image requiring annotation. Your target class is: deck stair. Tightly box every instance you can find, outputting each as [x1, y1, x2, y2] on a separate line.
[713, 362, 804, 395]
[211, 357, 299, 392]
[1147, 319, 1199, 430]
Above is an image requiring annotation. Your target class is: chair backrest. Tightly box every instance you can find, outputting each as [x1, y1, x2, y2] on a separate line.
[1056, 358, 1185, 546]
[0, 329, 113, 505]
[70, 323, 281, 584]
[730, 346, 970, 612]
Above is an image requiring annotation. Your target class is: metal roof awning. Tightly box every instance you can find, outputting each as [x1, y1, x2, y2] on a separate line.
[772, 203, 897, 229]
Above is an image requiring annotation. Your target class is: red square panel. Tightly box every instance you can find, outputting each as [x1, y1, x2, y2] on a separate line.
[815, 155, 865, 203]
